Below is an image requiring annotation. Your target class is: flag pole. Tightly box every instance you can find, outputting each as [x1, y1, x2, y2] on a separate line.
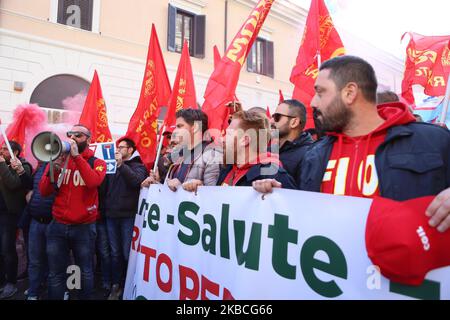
[0, 125, 15, 161]
[153, 124, 166, 173]
[439, 74, 450, 124]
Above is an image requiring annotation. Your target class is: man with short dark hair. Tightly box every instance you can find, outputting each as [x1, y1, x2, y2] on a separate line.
[102, 137, 147, 300]
[269, 99, 313, 187]
[0, 140, 32, 299]
[166, 109, 221, 192]
[40, 124, 107, 300]
[253, 55, 450, 233]
[376, 90, 399, 104]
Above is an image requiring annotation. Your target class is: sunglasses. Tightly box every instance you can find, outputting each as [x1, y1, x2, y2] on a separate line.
[272, 113, 297, 123]
[66, 131, 90, 138]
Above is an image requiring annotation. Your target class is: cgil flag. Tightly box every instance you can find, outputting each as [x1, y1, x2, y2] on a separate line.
[125, 24, 171, 170]
[290, 0, 345, 129]
[202, 0, 275, 134]
[78, 70, 112, 143]
[163, 40, 197, 130]
[401, 32, 450, 106]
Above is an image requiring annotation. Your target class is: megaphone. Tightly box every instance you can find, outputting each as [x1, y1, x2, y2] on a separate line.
[31, 131, 71, 162]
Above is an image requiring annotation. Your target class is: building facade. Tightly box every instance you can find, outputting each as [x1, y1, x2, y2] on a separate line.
[0, 0, 405, 136]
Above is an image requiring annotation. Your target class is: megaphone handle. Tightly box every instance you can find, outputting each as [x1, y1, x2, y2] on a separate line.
[56, 156, 70, 189]
[49, 134, 55, 185]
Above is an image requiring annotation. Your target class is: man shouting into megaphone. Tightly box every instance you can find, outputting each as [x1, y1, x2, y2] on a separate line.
[39, 124, 107, 300]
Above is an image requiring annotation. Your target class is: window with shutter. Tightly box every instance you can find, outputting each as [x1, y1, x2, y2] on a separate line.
[167, 5, 205, 59]
[247, 38, 275, 78]
[57, 0, 94, 31]
[193, 15, 206, 58]
[265, 41, 274, 78]
[167, 4, 177, 52]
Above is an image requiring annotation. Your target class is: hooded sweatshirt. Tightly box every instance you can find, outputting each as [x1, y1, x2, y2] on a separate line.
[321, 103, 416, 198]
[39, 148, 106, 224]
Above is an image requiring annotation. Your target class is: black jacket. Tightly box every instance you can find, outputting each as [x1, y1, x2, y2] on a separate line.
[0, 157, 32, 216]
[102, 154, 148, 219]
[28, 163, 55, 219]
[300, 121, 450, 201]
[271, 132, 313, 187]
[217, 163, 297, 189]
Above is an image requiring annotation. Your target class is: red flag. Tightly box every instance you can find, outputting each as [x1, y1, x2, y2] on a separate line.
[0, 104, 47, 163]
[290, 0, 345, 129]
[213, 45, 240, 103]
[266, 106, 271, 118]
[125, 24, 171, 169]
[278, 89, 285, 104]
[401, 32, 450, 105]
[78, 70, 112, 143]
[212, 44, 240, 129]
[203, 0, 274, 133]
[164, 40, 197, 130]
[0, 115, 26, 151]
[0, 104, 39, 150]
[213, 45, 221, 69]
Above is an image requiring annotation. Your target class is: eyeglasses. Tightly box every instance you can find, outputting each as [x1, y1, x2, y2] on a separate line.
[66, 131, 90, 138]
[272, 113, 297, 123]
[117, 145, 130, 150]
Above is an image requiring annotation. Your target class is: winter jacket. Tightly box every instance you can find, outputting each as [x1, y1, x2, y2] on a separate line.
[216, 153, 297, 189]
[300, 102, 450, 201]
[39, 148, 106, 224]
[28, 163, 55, 220]
[103, 153, 148, 219]
[270, 132, 313, 187]
[0, 157, 32, 216]
[167, 141, 222, 186]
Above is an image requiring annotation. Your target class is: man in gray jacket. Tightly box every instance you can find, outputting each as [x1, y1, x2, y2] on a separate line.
[166, 109, 222, 192]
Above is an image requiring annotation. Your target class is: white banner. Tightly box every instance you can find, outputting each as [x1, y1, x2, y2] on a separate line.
[124, 186, 450, 300]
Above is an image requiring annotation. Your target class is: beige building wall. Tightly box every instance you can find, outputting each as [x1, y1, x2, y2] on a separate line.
[0, 0, 404, 136]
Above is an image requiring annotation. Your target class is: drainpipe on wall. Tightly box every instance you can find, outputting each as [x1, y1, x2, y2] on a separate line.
[224, 0, 228, 51]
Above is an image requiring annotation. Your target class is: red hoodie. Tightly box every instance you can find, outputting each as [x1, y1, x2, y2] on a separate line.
[39, 148, 106, 224]
[321, 103, 416, 198]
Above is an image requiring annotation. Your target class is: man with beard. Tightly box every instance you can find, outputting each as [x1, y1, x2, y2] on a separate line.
[253, 55, 450, 233]
[269, 99, 313, 187]
[40, 124, 106, 299]
[216, 111, 296, 188]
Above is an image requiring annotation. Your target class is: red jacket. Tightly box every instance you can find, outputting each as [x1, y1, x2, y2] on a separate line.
[39, 148, 106, 224]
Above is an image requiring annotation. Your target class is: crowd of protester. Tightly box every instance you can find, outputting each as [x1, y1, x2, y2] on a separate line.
[0, 55, 450, 300]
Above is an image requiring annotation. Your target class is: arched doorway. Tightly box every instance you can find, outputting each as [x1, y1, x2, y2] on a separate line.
[30, 74, 90, 123]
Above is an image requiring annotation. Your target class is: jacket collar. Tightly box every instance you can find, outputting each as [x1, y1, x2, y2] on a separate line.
[384, 124, 414, 144]
[175, 141, 208, 165]
[280, 132, 313, 152]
